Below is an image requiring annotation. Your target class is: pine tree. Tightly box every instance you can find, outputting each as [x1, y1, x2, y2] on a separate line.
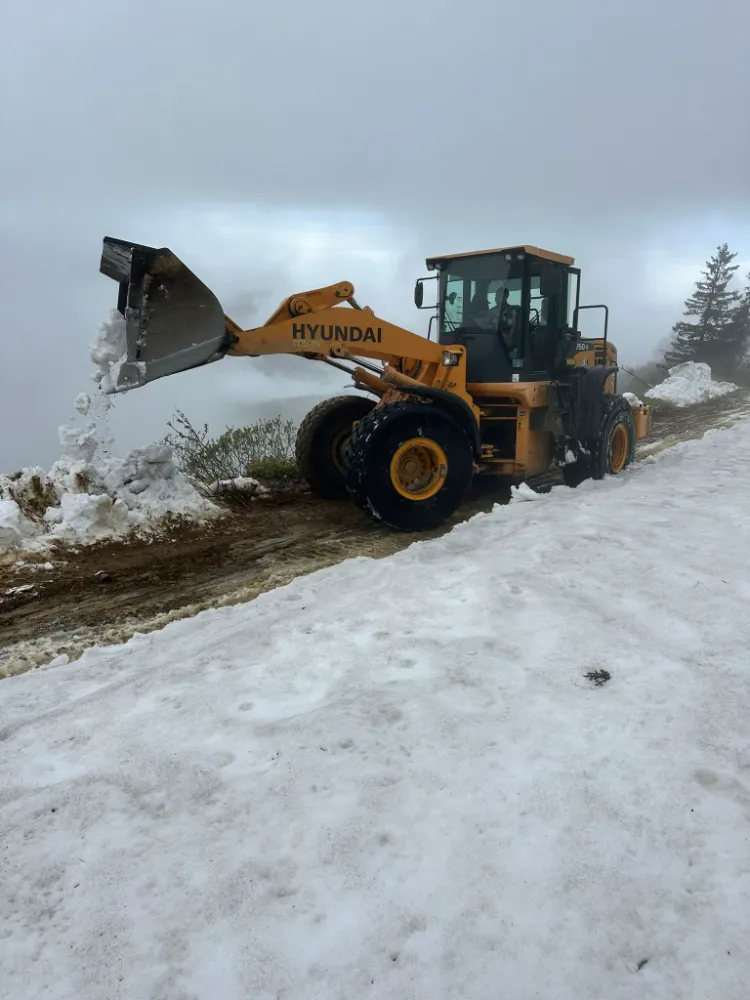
[665, 243, 740, 371]
[727, 274, 750, 374]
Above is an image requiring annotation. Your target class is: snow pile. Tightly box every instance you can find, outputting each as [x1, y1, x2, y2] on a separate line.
[0, 394, 217, 549]
[645, 361, 738, 407]
[2, 421, 750, 998]
[45, 428, 213, 540]
[0, 307, 224, 550]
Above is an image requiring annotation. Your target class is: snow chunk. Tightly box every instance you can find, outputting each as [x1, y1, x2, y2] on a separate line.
[646, 361, 738, 408]
[206, 476, 264, 496]
[623, 391, 643, 406]
[511, 482, 544, 502]
[46, 653, 70, 669]
[0, 499, 38, 548]
[74, 393, 92, 415]
[90, 310, 127, 394]
[50, 493, 131, 541]
[58, 422, 100, 465]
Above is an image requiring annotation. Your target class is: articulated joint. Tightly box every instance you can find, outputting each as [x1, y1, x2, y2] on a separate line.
[283, 281, 355, 319]
[287, 295, 314, 317]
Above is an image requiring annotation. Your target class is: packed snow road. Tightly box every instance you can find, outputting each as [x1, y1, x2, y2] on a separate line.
[2, 418, 749, 1000]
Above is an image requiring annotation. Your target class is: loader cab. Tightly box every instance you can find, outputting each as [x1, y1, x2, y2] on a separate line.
[423, 245, 580, 384]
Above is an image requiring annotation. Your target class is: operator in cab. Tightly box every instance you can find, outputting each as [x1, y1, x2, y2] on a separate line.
[486, 287, 517, 351]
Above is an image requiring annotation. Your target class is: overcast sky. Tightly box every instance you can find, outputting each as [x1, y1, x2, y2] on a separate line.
[2, 0, 749, 470]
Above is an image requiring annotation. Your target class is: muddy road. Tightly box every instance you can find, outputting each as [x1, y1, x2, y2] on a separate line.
[0, 487, 514, 676]
[2, 392, 748, 677]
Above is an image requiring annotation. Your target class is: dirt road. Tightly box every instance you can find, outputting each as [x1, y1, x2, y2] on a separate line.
[2, 392, 748, 677]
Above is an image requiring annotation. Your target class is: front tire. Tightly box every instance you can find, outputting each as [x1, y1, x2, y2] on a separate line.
[295, 395, 375, 499]
[343, 402, 474, 531]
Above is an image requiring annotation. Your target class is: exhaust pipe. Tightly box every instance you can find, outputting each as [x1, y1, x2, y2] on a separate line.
[99, 237, 231, 392]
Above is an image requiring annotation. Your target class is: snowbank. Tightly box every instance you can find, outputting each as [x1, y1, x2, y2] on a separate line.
[645, 361, 738, 407]
[0, 395, 216, 549]
[2, 420, 750, 999]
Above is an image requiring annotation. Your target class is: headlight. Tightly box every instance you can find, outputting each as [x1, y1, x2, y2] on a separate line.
[441, 350, 460, 367]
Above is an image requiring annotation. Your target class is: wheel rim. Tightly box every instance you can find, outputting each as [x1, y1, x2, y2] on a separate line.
[389, 437, 448, 500]
[609, 423, 629, 473]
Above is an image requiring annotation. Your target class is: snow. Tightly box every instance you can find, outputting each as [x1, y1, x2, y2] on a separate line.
[74, 392, 92, 416]
[509, 481, 542, 501]
[11, 560, 55, 571]
[206, 475, 266, 496]
[646, 361, 738, 407]
[90, 310, 128, 394]
[0, 305, 220, 548]
[0, 498, 38, 547]
[2, 421, 750, 999]
[45, 431, 214, 543]
[623, 390, 643, 406]
[0, 393, 217, 549]
[44, 491, 132, 540]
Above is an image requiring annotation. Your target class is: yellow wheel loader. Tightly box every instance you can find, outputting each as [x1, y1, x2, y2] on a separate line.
[99, 238, 651, 532]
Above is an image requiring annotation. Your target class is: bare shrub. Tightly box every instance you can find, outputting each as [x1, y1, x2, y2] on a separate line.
[163, 410, 299, 487]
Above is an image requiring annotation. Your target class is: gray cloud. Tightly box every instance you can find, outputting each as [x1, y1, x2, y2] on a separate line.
[6, 0, 748, 215]
[2, 0, 749, 469]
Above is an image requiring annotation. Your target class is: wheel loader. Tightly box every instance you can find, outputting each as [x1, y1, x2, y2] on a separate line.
[99, 237, 652, 532]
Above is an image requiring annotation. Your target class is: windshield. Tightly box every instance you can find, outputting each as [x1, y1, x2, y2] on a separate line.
[439, 254, 525, 353]
[438, 253, 571, 371]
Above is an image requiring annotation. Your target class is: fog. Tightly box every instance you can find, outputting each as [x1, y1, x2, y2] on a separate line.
[2, 0, 748, 469]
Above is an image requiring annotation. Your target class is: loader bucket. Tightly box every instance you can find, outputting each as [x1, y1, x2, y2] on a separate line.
[98, 237, 230, 392]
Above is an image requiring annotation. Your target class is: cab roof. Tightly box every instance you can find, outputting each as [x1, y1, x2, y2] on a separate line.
[425, 245, 575, 269]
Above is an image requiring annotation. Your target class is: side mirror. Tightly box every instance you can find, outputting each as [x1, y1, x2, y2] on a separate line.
[414, 279, 424, 309]
[539, 266, 563, 297]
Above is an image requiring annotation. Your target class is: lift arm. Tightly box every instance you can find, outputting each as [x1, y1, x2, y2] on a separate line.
[98, 237, 477, 421]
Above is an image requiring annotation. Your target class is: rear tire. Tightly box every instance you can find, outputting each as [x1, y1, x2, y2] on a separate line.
[563, 394, 636, 488]
[295, 395, 375, 499]
[592, 394, 636, 479]
[343, 402, 474, 531]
